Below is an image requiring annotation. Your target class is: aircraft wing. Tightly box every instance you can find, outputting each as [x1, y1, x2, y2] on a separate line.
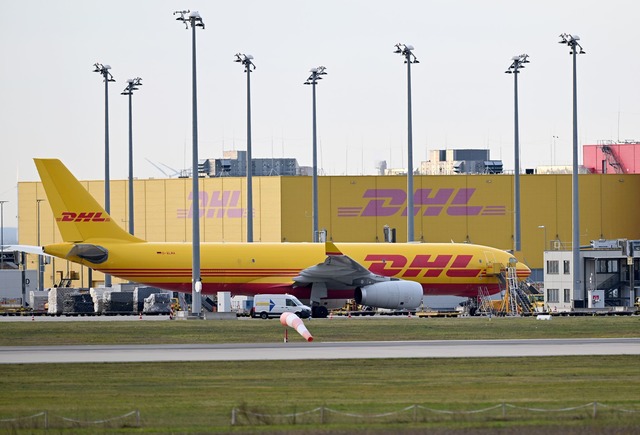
[4, 245, 51, 257]
[293, 242, 389, 288]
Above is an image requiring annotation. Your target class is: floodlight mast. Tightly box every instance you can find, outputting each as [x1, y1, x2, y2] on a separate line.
[121, 77, 142, 236]
[235, 53, 256, 243]
[174, 9, 205, 316]
[36, 199, 44, 290]
[93, 62, 115, 287]
[394, 43, 419, 242]
[505, 54, 529, 253]
[0, 200, 7, 271]
[304, 66, 327, 242]
[558, 33, 585, 306]
[538, 225, 547, 251]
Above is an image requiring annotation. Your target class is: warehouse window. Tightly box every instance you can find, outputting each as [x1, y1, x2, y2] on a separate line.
[546, 260, 559, 275]
[563, 289, 571, 303]
[548, 289, 559, 303]
[597, 259, 618, 274]
[563, 260, 570, 274]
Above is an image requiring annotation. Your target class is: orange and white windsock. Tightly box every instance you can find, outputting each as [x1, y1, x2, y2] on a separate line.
[279, 312, 314, 342]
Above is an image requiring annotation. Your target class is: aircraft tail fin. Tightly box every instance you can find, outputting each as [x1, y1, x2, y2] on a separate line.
[325, 241, 342, 257]
[34, 159, 143, 244]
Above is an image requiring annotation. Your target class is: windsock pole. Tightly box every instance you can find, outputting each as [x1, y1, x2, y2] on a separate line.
[280, 312, 314, 342]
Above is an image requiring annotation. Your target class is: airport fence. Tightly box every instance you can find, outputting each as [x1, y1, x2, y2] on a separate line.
[0, 410, 140, 430]
[3, 404, 639, 429]
[230, 402, 640, 427]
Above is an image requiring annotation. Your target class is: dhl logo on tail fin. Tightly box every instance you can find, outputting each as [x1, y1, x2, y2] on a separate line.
[34, 159, 143, 244]
[58, 212, 109, 222]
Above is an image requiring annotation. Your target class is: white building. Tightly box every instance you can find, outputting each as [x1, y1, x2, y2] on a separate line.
[420, 149, 502, 175]
[542, 240, 639, 312]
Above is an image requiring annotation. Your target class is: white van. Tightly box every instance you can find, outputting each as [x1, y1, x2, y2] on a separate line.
[251, 294, 311, 319]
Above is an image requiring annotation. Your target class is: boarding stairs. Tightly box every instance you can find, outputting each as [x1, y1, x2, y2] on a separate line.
[476, 287, 495, 317]
[513, 282, 535, 315]
[498, 266, 533, 316]
[178, 293, 189, 311]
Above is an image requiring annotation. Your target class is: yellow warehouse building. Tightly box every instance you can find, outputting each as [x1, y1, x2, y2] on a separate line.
[17, 173, 640, 289]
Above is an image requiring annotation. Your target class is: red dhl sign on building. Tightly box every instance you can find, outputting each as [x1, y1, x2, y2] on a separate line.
[339, 188, 505, 217]
[178, 191, 247, 219]
[177, 187, 506, 219]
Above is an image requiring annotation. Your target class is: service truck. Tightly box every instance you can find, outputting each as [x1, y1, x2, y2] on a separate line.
[251, 294, 311, 319]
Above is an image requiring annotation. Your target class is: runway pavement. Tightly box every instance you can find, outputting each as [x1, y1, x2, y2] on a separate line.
[1, 338, 639, 364]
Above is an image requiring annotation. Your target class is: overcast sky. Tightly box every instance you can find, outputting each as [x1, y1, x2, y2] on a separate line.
[1, 0, 639, 228]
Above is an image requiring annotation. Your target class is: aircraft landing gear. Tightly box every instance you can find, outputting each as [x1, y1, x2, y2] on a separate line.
[312, 305, 329, 318]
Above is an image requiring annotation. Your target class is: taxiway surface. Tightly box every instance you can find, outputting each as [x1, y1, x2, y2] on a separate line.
[1, 338, 639, 364]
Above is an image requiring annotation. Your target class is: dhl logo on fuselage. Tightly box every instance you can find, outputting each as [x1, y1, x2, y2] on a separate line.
[364, 254, 482, 279]
[57, 212, 109, 222]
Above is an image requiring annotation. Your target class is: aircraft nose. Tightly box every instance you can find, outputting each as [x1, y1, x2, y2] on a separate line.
[516, 261, 531, 280]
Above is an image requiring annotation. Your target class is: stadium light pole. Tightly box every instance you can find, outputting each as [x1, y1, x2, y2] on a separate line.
[394, 43, 419, 242]
[505, 53, 529, 253]
[235, 53, 256, 243]
[538, 225, 547, 251]
[0, 200, 6, 270]
[559, 33, 586, 306]
[36, 199, 44, 290]
[175, 9, 204, 316]
[93, 63, 115, 287]
[304, 66, 327, 242]
[121, 77, 142, 236]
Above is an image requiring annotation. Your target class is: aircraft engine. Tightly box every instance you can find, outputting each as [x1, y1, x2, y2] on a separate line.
[354, 280, 423, 309]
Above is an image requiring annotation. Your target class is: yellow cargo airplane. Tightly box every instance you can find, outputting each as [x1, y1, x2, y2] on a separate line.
[34, 158, 530, 317]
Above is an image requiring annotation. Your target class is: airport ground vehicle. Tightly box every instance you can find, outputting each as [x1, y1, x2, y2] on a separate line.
[329, 299, 376, 316]
[251, 294, 311, 319]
